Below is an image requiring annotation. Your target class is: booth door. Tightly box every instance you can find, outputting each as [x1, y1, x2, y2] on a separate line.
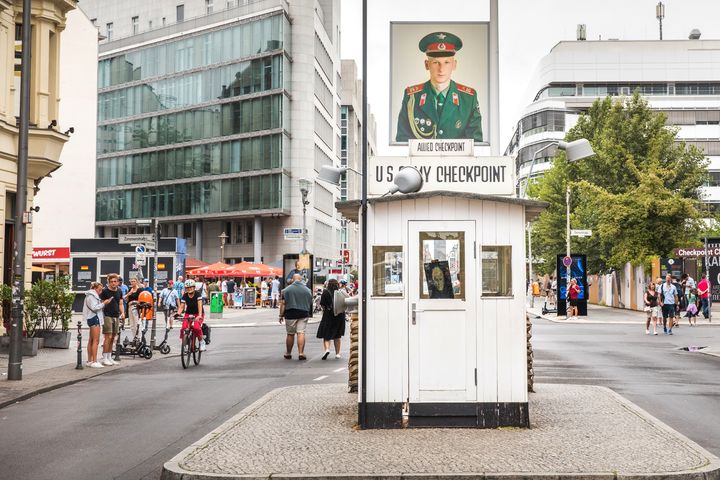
[408, 220, 477, 403]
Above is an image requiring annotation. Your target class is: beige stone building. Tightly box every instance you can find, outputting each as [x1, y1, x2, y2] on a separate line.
[0, 0, 76, 300]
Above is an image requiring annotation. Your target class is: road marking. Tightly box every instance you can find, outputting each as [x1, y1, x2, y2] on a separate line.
[333, 367, 346, 373]
[313, 375, 329, 381]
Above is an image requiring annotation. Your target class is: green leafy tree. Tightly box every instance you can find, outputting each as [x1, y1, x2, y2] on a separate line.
[24, 276, 75, 336]
[529, 93, 708, 274]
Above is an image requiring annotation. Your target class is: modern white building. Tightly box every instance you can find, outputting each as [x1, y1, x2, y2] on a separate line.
[506, 37, 720, 208]
[32, 8, 99, 277]
[79, 0, 345, 269]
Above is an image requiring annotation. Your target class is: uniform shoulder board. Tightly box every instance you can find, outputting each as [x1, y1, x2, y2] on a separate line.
[456, 83, 476, 96]
[405, 84, 425, 95]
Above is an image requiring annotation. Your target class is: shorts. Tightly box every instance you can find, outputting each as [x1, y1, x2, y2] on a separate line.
[87, 315, 101, 328]
[568, 298, 578, 307]
[652, 306, 661, 318]
[103, 316, 119, 335]
[661, 304, 675, 319]
[284, 318, 308, 335]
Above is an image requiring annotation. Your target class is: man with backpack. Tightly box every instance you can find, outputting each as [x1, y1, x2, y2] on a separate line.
[659, 274, 679, 335]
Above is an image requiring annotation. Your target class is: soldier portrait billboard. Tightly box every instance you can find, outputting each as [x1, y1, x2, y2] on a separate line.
[390, 22, 489, 146]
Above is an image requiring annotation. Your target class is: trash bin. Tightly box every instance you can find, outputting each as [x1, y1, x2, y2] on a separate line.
[210, 292, 224, 314]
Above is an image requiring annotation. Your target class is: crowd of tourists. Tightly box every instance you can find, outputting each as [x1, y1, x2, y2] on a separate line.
[643, 273, 711, 335]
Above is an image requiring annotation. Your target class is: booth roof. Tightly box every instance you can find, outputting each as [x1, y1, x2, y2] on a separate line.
[335, 191, 549, 223]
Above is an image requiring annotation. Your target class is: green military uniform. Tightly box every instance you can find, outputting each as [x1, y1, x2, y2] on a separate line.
[395, 31, 483, 143]
[396, 80, 483, 142]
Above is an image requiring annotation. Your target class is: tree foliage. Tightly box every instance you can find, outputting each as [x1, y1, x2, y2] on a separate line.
[529, 93, 708, 274]
[24, 276, 75, 336]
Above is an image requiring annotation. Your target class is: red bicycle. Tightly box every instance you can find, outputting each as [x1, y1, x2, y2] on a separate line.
[179, 314, 202, 369]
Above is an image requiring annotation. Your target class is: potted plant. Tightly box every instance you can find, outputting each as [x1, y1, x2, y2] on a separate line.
[25, 276, 74, 349]
[0, 283, 41, 356]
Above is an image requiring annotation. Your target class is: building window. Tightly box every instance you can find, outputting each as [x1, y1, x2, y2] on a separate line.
[481, 246, 512, 297]
[227, 0, 236, 8]
[176, 5, 184, 22]
[206, 0, 213, 14]
[373, 246, 403, 297]
[162, 17, 166, 26]
[420, 231, 465, 300]
[131, 16, 139, 35]
[106, 22, 113, 40]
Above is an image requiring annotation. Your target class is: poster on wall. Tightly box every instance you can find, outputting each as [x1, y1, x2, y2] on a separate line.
[390, 22, 489, 146]
[702, 238, 720, 302]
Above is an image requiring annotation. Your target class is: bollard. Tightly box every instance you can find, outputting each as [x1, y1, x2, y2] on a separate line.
[113, 317, 122, 362]
[75, 320, 84, 370]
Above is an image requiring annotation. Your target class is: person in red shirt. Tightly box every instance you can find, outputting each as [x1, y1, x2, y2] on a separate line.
[697, 273, 711, 320]
[567, 278, 581, 320]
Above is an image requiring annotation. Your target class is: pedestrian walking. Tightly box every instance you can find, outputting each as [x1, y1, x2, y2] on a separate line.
[174, 275, 185, 298]
[685, 287, 699, 326]
[159, 280, 179, 329]
[278, 273, 313, 360]
[698, 273, 711, 320]
[567, 278, 580, 320]
[221, 279, 228, 306]
[317, 279, 347, 360]
[659, 274, 679, 335]
[643, 282, 659, 335]
[124, 277, 143, 340]
[261, 278, 269, 307]
[100, 273, 124, 365]
[271, 276, 280, 308]
[672, 275, 684, 327]
[226, 277, 236, 307]
[84, 282, 108, 368]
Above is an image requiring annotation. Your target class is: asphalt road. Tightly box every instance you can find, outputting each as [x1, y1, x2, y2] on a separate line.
[1, 314, 718, 480]
[532, 318, 720, 456]
[0, 314, 351, 480]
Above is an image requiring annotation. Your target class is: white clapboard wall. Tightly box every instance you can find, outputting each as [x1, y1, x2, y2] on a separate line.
[362, 194, 528, 405]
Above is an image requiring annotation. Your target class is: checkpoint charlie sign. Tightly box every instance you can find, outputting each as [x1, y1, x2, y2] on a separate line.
[370, 153, 514, 196]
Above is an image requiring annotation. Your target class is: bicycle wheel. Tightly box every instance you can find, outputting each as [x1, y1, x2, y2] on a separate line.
[181, 332, 191, 369]
[192, 333, 202, 365]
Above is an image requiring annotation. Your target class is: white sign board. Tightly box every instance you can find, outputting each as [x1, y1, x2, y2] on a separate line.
[284, 227, 305, 240]
[132, 240, 156, 250]
[571, 229, 592, 237]
[409, 139, 474, 157]
[135, 256, 147, 266]
[369, 156, 514, 196]
[119, 233, 154, 244]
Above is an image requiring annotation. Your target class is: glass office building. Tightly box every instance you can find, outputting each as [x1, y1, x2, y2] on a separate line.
[83, 0, 343, 265]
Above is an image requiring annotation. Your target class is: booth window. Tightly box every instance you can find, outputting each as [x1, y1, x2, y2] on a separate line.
[419, 231, 464, 300]
[482, 246, 512, 296]
[372, 246, 403, 297]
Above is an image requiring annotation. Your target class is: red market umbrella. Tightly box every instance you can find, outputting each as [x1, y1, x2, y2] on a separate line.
[188, 262, 232, 277]
[185, 257, 209, 270]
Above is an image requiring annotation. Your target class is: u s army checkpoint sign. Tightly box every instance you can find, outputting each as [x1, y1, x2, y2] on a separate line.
[369, 155, 514, 196]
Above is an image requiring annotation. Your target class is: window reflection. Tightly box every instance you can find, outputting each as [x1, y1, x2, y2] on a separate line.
[482, 246, 512, 296]
[419, 232, 464, 300]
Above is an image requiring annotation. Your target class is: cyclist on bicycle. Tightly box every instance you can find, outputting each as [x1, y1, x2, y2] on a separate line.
[176, 279, 206, 351]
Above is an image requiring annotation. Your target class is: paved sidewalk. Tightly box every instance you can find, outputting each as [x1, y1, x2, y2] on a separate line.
[162, 383, 720, 480]
[529, 302, 719, 326]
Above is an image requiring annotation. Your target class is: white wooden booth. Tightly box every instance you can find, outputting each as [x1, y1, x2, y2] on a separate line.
[337, 191, 546, 428]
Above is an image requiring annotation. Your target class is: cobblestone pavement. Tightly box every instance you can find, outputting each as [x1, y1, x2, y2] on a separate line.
[163, 383, 720, 479]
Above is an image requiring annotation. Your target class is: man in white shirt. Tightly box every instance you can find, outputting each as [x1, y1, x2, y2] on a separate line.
[271, 276, 281, 308]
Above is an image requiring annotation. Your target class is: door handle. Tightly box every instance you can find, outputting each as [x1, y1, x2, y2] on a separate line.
[411, 303, 424, 324]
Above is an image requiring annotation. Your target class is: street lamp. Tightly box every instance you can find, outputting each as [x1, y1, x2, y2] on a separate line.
[521, 138, 595, 290]
[218, 231, 229, 263]
[656, 1, 665, 40]
[298, 178, 313, 255]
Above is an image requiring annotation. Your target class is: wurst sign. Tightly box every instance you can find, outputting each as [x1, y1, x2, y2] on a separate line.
[369, 156, 514, 196]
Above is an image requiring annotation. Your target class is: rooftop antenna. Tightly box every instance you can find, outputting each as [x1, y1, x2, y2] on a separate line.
[656, 1, 665, 40]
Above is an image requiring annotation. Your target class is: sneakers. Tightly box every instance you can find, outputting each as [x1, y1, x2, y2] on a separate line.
[335, 353, 342, 359]
[653, 331, 658, 335]
[322, 350, 330, 360]
[668, 330, 673, 335]
[101, 358, 114, 366]
[199, 339, 207, 351]
[645, 330, 650, 335]
[89, 362, 104, 368]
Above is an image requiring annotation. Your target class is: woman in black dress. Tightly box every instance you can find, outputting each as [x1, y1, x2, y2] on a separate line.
[317, 279, 346, 360]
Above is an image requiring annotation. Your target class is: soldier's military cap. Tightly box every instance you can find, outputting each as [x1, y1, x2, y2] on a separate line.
[419, 32, 463, 57]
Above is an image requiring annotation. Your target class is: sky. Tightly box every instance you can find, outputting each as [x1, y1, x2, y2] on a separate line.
[340, 0, 720, 155]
